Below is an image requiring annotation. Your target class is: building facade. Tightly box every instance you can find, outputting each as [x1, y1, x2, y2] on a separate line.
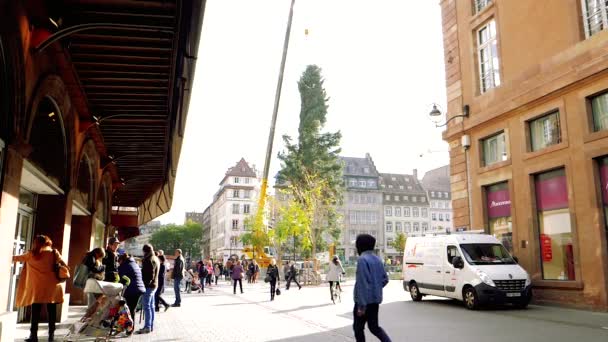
[122, 221, 162, 257]
[185, 211, 205, 225]
[380, 171, 430, 261]
[0, 1, 205, 339]
[339, 154, 383, 263]
[422, 166, 453, 235]
[201, 205, 211, 258]
[439, 0, 608, 309]
[208, 159, 259, 262]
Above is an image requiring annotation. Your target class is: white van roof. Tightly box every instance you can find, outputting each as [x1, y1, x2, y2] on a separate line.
[409, 234, 500, 245]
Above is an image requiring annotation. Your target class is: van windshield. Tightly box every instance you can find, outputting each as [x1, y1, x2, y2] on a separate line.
[460, 243, 516, 265]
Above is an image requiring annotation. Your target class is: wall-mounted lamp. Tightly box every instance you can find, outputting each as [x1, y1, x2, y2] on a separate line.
[80, 114, 138, 132]
[429, 104, 470, 128]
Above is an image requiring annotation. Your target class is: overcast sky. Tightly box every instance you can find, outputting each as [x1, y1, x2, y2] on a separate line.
[159, 0, 449, 224]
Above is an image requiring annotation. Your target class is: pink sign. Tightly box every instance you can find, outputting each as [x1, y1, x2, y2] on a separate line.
[601, 164, 608, 205]
[487, 189, 511, 218]
[535, 174, 568, 211]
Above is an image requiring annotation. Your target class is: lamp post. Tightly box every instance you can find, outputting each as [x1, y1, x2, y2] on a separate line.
[428, 104, 470, 128]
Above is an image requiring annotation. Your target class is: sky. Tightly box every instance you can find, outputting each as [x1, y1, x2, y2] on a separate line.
[159, 0, 449, 224]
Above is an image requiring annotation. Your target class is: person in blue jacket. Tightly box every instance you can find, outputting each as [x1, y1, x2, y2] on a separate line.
[118, 253, 145, 318]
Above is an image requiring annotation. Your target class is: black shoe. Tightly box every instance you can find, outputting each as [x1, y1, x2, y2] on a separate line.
[25, 336, 38, 342]
[155, 308, 160, 312]
[164, 304, 170, 312]
[48, 332, 54, 342]
[299, 285, 302, 290]
[135, 328, 151, 335]
[171, 303, 180, 307]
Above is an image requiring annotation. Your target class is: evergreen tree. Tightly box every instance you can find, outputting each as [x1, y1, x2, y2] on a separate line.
[278, 65, 344, 262]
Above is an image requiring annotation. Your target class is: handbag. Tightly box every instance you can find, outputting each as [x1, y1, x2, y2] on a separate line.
[264, 274, 271, 283]
[73, 262, 89, 289]
[53, 249, 70, 283]
[275, 288, 281, 296]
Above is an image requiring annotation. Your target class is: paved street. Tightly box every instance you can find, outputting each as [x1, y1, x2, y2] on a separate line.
[17, 280, 608, 341]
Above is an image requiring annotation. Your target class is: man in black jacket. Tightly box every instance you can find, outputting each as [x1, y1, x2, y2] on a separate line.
[172, 249, 185, 307]
[103, 237, 120, 282]
[285, 261, 302, 290]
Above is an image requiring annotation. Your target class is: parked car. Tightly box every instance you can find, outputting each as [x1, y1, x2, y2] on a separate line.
[402, 234, 532, 310]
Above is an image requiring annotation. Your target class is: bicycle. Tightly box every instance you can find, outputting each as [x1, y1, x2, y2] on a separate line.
[330, 281, 341, 304]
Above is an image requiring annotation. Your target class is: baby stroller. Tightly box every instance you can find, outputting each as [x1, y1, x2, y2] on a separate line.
[62, 279, 134, 341]
[190, 275, 202, 293]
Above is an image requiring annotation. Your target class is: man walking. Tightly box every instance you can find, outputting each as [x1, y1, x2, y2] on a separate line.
[353, 234, 391, 342]
[285, 261, 301, 290]
[172, 249, 185, 307]
[136, 244, 160, 335]
[103, 237, 120, 282]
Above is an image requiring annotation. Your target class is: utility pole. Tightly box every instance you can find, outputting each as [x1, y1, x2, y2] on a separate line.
[257, 0, 296, 215]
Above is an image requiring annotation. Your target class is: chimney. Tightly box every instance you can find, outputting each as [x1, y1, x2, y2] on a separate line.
[413, 169, 418, 180]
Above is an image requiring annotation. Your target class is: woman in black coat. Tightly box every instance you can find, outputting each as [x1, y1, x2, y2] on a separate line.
[266, 258, 280, 301]
[155, 255, 170, 312]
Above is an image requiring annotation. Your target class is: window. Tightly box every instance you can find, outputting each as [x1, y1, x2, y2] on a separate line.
[535, 168, 574, 280]
[367, 180, 376, 188]
[391, 177, 396, 181]
[598, 157, 608, 247]
[403, 196, 409, 201]
[474, 0, 492, 14]
[244, 190, 251, 198]
[404, 207, 411, 217]
[407, 186, 412, 190]
[388, 184, 393, 189]
[582, 0, 608, 37]
[422, 223, 428, 231]
[399, 185, 404, 190]
[232, 204, 240, 214]
[438, 192, 443, 198]
[405, 222, 411, 233]
[482, 131, 507, 166]
[243, 204, 250, 214]
[529, 111, 561, 152]
[421, 208, 428, 218]
[395, 207, 402, 217]
[385, 195, 390, 201]
[369, 211, 378, 224]
[349, 178, 357, 187]
[363, 167, 370, 174]
[590, 92, 608, 132]
[244, 177, 250, 184]
[413, 222, 419, 232]
[233, 190, 240, 198]
[230, 236, 239, 246]
[421, 197, 426, 203]
[232, 219, 239, 230]
[396, 222, 403, 232]
[386, 222, 393, 232]
[385, 207, 392, 216]
[447, 245, 461, 265]
[446, 214, 451, 222]
[413, 207, 419, 217]
[349, 211, 357, 224]
[394, 195, 399, 201]
[444, 192, 448, 198]
[477, 20, 501, 93]
[485, 182, 512, 252]
[431, 191, 435, 197]
[412, 197, 417, 203]
[432, 213, 437, 221]
[359, 180, 366, 188]
[350, 230, 356, 241]
[439, 213, 444, 221]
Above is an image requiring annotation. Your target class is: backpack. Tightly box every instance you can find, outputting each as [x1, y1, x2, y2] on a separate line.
[198, 265, 208, 278]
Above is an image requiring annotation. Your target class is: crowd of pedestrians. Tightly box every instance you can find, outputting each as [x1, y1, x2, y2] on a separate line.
[11, 232, 392, 341]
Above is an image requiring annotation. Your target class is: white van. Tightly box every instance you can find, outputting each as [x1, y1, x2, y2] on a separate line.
[402, 234, 531, 310]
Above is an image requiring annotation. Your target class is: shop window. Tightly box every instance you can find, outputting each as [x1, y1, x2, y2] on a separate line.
[598, 157, 608, 247]
[485, 182, 513, 252]
[535, 169, 575, 281]
[529, 111, 561, 152]
[481, 131, 507, 166]
[590, 91, 608, 132]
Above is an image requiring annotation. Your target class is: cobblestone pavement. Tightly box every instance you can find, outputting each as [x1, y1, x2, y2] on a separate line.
[16, 279, 608, 341]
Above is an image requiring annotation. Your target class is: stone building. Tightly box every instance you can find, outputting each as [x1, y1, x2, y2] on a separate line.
[439, 0, 608, 309]
[421, 166, 453, 235]
[339, 154, 383, 263]
[201, 205, 211, 258]
[379, 171, 430, 261]
[208, 159, 259, 262]
[185, 211, 205, 225]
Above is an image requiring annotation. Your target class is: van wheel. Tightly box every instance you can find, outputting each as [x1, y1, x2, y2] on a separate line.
[409, 282, 423, 301]
[463, 287, 479, 310]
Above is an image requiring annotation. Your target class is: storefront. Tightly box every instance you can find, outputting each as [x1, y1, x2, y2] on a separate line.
[485, 182, 513, 252]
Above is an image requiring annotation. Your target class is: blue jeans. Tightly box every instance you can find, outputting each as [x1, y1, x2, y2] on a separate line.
[143, 288, 156, 330]
[173, 277, 182, 305]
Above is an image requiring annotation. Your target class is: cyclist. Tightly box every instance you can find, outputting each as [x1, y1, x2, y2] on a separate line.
[327, 256, 346, 302]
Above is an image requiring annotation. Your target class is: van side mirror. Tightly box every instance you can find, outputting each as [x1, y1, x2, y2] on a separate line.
[513, 256, 519, 264]
[452, 256, 464, 269]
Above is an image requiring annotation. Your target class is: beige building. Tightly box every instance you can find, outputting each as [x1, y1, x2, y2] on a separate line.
[440, 0, 608, 309]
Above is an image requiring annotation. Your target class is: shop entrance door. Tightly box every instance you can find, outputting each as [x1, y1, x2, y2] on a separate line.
[8, 191, 36, 321]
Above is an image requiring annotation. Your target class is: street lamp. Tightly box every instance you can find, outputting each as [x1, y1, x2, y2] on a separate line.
[428, 104, 470, 128]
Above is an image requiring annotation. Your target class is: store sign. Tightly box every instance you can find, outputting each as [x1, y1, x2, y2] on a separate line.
[535, 174, 568, 211]
[600, 163, 608, 205]
[540, 234, 552, 262]
[487, 189, 511, 218]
